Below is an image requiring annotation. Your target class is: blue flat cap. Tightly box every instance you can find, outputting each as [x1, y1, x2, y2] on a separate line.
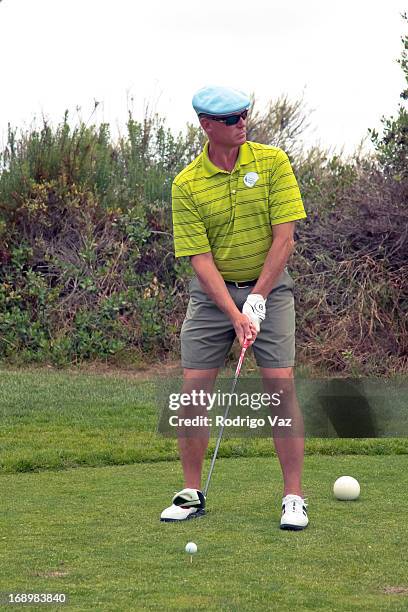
[192, 85, 251, 116]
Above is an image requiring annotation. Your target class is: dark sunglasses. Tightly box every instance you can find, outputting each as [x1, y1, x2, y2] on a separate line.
[202, 109, 248, 126]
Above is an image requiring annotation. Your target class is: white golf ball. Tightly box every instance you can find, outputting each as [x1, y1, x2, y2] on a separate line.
[333, 476, 360, 500]
[185, 542, 197, 555]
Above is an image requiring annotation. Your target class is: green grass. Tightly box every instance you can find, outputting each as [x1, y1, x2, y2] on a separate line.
[1, 456, 408, 611]
[0, 367, 407, 609]
[0, 368, 407, 474]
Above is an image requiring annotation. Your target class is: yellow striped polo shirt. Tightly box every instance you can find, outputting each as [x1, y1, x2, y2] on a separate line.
[171, 140, 306, 282]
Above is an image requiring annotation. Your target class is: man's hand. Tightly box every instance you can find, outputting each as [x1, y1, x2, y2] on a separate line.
[189, 253, 260, 347]
[232, 312, 258, 347]
[242, 294, 266, 332]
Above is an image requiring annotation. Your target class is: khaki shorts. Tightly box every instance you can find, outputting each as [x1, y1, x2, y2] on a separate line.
[181, 268, 296, 370]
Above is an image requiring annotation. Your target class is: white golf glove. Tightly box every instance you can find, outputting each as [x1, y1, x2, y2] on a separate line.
[242, 294, 266, 332]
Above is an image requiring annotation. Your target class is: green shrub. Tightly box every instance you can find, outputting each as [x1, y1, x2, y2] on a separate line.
[369, 12, 408, 179]
[0, 92, 406, 375]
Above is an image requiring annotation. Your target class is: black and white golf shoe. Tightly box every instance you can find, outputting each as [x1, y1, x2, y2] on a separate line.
[160, 488, 206, 522]
[280, 494, 308, 530]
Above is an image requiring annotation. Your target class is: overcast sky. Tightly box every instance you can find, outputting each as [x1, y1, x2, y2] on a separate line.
[0, 0, 406, 156]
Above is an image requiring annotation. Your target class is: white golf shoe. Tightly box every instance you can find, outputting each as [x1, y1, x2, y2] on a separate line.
[280, 494, 308, 530]
[160, 488, 206, 522]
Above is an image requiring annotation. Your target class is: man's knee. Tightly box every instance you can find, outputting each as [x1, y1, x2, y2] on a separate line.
[183, 367, 219, 381]
[260, 366, 294, 380]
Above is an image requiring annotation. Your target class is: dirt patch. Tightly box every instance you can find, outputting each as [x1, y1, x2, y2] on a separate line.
[0, 360, 184, 381]
[0, 354, 325, 380]
[382, 586, 408, 595]
[71, 360, 184, 380]
[34, 570, 69, 578]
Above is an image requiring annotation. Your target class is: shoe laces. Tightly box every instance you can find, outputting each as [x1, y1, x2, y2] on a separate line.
[283, 495, 308, 510]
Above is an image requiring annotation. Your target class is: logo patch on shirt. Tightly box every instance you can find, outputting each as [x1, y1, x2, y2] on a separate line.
[243, 172, 259, 188]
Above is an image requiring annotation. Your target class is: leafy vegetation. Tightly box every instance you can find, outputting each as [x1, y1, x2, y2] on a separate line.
[369, 12, 408, 180]
[0, 15, 407, 375]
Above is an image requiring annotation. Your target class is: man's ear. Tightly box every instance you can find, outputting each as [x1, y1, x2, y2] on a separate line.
[199, 117, 211, 135]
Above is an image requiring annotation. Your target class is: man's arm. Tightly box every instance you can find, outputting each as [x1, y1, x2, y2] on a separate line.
[190, 252, 257, 346]
[251, 221, 296, 299]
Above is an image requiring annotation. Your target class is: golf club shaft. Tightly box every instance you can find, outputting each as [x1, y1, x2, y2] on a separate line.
[203, 339, 249, 498]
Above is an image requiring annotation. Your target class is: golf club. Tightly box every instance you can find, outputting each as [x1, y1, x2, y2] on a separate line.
[203, 337, 250, 498]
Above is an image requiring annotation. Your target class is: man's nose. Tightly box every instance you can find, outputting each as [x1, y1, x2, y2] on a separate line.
[237, 116, 246, 128]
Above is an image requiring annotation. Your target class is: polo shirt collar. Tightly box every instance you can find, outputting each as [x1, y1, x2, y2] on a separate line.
[202, 141, 255, 177]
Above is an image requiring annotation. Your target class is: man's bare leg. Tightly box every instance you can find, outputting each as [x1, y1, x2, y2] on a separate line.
[178, 367, 219, 490]
[261, 367, 305, 497]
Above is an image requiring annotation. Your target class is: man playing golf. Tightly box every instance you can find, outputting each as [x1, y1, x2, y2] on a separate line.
[161, 86, 308, 530]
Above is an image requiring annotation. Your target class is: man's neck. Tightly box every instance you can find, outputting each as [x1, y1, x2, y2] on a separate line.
[207, 142, 240, 173]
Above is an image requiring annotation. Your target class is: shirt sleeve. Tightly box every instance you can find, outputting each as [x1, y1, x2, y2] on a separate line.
[171, 181, 211, 257]
[269, 149, 307, 225]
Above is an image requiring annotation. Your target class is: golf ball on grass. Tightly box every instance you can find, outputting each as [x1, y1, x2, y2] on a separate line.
[185, 542, 197, 554]
[333, 476, 360, 500]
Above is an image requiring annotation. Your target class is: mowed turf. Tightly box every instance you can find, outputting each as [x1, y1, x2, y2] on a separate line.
[0, 367, 407, 610]
[1, 456, 408, 611]
[0, 368, 407, 474]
